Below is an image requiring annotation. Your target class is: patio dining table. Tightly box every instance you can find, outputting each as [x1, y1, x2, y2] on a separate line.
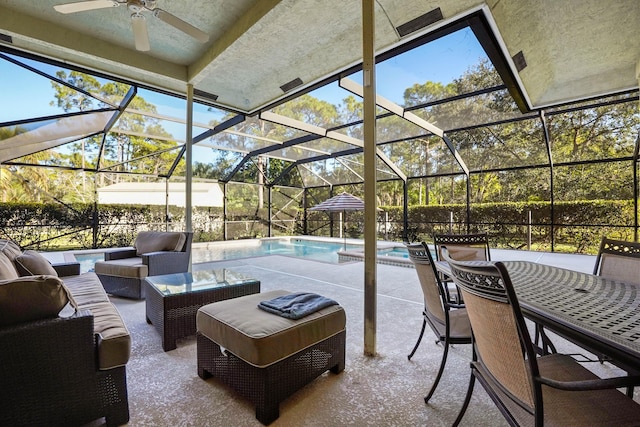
[435, 260, 640, 374]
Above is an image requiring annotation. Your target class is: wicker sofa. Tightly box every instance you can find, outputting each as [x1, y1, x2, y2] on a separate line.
[0, 240, 131, 427]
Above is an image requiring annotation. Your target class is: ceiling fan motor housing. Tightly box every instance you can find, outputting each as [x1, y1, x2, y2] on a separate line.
[127, 0, 156, 13]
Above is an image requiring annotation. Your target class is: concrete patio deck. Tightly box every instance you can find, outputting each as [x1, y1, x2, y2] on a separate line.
[84, 241, 634, 426]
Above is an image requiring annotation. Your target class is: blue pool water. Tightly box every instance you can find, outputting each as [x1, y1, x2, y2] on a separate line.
[72, 239, 416, 271]
[72, 239, 366, 270]
[378, 247, 409, 258]
[74, 253, 104, 273]
[192, 239, 362, 264]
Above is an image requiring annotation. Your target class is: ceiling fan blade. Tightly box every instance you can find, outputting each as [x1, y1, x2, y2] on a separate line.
[153, 9, 209, 43]
[131, 14, 150, 52]
[54, 0, 120, 14]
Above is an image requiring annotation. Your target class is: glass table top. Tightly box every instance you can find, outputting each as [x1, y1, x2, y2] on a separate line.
[145, 268, 258, 295]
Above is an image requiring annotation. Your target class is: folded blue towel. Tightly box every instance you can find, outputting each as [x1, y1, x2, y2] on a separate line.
[258, 292, 338, 320]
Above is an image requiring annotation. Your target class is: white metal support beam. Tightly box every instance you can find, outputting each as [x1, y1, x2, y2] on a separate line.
[340, 76, 468, 175]
[362, 0, 377, 357]
[259, 110, 406, 181]
[186, 84, 193, 233]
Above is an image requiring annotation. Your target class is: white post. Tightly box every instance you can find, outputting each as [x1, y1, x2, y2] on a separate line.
[362, 0, 377, 357]
[186, 84, 193, 233]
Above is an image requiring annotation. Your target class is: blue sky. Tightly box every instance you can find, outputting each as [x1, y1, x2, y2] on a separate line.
[1, 27, 486, 127]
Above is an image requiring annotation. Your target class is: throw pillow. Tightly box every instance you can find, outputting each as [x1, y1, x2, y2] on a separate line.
[0, 251, 19, 280]
[0, 239, 22, 261]
[0, 275, 70, 327]
[15, 250, 58, 277]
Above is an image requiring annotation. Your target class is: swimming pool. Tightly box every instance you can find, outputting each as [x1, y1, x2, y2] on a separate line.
[192, 238, 362, 264]
[70, 237, 416, 271]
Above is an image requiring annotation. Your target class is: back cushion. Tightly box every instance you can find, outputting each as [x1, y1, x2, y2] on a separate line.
[0, 251, 19, 280]
[15, 250, 58, 277]
[135, 232, 186, 256]
[0, 275, 70, 327]
[0, 239, 23, 262]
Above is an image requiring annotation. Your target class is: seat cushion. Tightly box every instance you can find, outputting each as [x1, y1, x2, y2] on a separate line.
[94, 257, 148, 279]
[83, 301, 131, 370]
[134, 231, 186, 256]
[197, 289, 346, 368]
[15, 250, 58, 277]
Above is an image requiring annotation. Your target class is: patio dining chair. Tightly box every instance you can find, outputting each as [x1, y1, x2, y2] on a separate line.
[443, 250, 640, 427]
[593, 236, 640, 285]
[592, 236, 640, 366]
[405, 242, 472, 404]
[433, 233, 491, 301]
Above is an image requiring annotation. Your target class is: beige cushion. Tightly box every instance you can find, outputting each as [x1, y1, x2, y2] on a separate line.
[82, 301, 131, 370]
[62, 272, 110, 306]
[94, 257, 148, 279]
[446, 245, 487, 261]
[0, 275, 70, 326]
[0, 239, 23, 261]
[197, 290, 346, 368]
[134, 231, 186, 256]
[0, 251, 18, 280]
[15, 250, 58, 277]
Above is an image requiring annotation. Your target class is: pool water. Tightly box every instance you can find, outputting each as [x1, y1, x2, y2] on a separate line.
[192, 239, 362, 264]
[72, 239, 366, 271]
[74, 253, 104, 273]
[71, 239, 423, 271]
[377, 247, 409, 258]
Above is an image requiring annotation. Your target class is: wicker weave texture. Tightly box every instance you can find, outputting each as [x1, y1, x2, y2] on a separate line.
[197, 330, 346, 425]
[0, 312, 129, 427]
[98, 274, 145, 299]
[146, 279, 260, 351]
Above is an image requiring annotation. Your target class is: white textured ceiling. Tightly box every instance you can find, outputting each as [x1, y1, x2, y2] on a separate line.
[0, 0, 638, 114]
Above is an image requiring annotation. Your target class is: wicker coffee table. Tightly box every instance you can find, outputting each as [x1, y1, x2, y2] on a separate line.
[144, 269, 260, 351]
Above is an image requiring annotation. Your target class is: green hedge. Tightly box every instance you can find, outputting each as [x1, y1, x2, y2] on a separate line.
[0, 200, 635, 253]
[380, 200, 635, 254]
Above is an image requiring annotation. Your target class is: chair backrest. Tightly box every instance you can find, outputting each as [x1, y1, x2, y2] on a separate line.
[433, 232, 491, 262]
[405, 242, 447, 324]
[442, 249, 538, 411]
[593, 237, 640, 285]
[134, 231, 193, 256]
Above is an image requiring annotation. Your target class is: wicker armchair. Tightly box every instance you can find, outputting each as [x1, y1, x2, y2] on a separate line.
[444, 250, 640, 427]
[593, 236, 640, 285]
[95, 231, 193, 299]
[405, 242, 472, 404]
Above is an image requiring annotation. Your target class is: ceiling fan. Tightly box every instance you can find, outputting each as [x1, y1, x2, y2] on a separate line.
[53, 0, 210, 52]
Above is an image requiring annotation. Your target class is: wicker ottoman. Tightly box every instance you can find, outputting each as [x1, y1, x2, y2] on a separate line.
[196, 289, 346, 425]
